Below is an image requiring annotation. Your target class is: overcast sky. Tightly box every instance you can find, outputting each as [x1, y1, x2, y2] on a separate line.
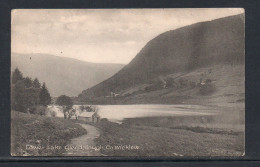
[11, 9, 244, 64]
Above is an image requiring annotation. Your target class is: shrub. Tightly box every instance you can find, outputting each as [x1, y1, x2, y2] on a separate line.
[101, 118, 109, 122]
[29, 105, 47, 116]
[124, 93, 131, 97]
[205, 79, 212, 84]
[145, 84, 157, 92]
[145, 78, 164, 92]
[56, 95, 73, 110]
[199, 83, 216, 95]
[11, 68, 50, 113]
[91, 105, 99, 112]
[79, 105, 85, 112]
[56, 95, 73, 119]
[178, 78, 188, 88]
[50, 111, 57, 117]
[190, 81, 196, 88]
[165, 77, 175, 88]
[39, 83, 51, 106]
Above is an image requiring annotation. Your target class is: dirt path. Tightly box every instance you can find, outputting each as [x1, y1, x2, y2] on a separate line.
[63, 123, 103, 156]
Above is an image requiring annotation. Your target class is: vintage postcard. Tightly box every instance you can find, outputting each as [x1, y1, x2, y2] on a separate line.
[11, 8, 245, 156]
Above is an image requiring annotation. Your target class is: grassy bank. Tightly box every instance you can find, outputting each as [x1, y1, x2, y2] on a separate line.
[95, 113, 244, 156]
[11, 111, 87, 156]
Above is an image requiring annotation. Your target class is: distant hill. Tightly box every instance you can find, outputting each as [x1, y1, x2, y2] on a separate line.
[11, 53, 124, 97]
[78, 14, 244, 101]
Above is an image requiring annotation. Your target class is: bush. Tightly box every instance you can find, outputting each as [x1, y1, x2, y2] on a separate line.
[190, 81, 196, 88]
[165, 77, 175, 88]
[205, 79, 212, 84]
[56, 95, 73, 110]
[79, 105, 85, 112]
[50, 111, 57, 117]
[199, 83, 216, 95]
[91, 105, 99, 112]
[179, 78, 188, 88]
[29, 105, 47, 116]
[145, 84, 158, 92]
[11, 68, 50, 113]
[145, 78, 164, 92]
[101, 118, 109, 122]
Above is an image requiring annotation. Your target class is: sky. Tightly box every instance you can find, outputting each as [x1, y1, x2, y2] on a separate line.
[11, 8, 244, 64]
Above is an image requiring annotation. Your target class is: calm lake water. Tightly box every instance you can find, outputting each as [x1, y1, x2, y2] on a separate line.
[48, 104, 217, 123]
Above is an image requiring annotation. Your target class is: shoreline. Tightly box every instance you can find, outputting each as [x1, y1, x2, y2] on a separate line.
[94, 113, 244, 156]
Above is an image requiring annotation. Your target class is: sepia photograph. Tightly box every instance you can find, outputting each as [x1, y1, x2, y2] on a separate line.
[11, 8, 245, 156]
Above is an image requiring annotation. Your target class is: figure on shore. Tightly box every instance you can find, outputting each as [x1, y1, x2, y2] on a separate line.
[91, 106, 100, 123]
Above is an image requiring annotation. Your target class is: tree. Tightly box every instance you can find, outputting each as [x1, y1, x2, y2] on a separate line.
[23, 87, 41, 111]
[12, 68, 23, 84]
[56, 95, 73, 109]
[79, 105, 85, 112]
[39, 82, 51, 106]
[56, 95, 73, 119]
[11, 69, 49, 114]
[24, 77, 33, 88]
[33, 78, 41, 88]
[166, 77, 175, 88]
[11, 77, 40, 112]
[11, 80, 26, 112]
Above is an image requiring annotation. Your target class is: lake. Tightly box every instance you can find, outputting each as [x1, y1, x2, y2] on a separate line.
[48, 104, 218, 123]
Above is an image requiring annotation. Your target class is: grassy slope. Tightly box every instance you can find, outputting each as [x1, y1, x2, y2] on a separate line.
[11, 111, 87, 156]
[78, 64, 244, 107]
[131, 64, 244, 106]
[95, 113, 244, 156]
[79, 14, 244, 99]
[93, 64, 245, 156]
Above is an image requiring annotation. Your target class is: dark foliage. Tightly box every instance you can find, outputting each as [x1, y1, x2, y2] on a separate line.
[11, 68, 50, 113]
[199, 83, 216, 95]
[12, 68, 23, 84]
[165, 77, 176, 88]
[39, 83, 52, 106]
[11, 80, 40, 112]
[190, 81, 197, 88]
[56, 95, 73, 111]
[178, 78, 189, 88]
[11, 80, 27, 112]
[28, 105, 46, 115]
[33, 78, 41, 88]
[23, 77, 33, 88]
[145, 78, 166, 92]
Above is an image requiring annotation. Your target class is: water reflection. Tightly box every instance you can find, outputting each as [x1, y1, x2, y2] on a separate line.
[48, 104, 217, 123]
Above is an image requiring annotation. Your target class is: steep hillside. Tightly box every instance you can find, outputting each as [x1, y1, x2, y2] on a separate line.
[11, 53, 124, 96]
[78, 14, 244, 101]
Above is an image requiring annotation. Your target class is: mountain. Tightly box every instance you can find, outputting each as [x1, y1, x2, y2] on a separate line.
[78, 14, 244, 102]
[11, 53, 124, 97]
